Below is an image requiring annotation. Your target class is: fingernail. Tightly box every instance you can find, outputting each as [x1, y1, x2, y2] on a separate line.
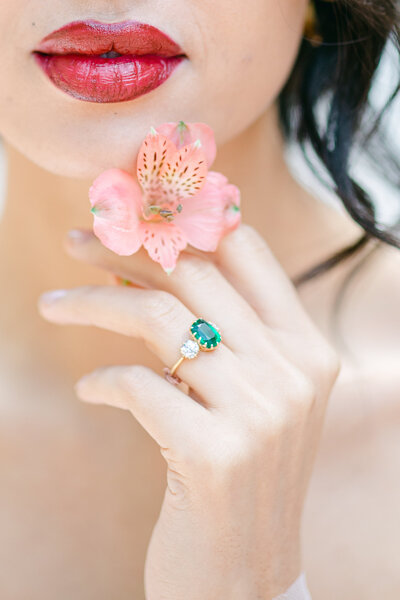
[74, 378, 87, 397]
[39, 289, 68, 305]
[74, 377, 98, 403]
[67, 229, 92, 243]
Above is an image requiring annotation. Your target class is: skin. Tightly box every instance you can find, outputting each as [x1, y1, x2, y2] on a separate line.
[39, 228, 341, 600]
[0, 1, 400, 599]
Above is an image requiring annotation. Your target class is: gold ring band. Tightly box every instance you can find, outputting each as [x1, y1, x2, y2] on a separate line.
[169, 356, 186, 377]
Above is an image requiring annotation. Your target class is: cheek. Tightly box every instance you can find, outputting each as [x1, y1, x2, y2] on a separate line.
[191, 0, 308, 146]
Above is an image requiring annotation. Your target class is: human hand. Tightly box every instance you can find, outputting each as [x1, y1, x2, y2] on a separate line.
[38, 223, 340, 600]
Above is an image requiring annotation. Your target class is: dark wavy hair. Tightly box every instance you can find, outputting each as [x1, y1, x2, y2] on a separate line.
[279, 0, 400, 286]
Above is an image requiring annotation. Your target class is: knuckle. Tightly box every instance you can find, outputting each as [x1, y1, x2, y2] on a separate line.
[251, 403, 292, 438]
[73, 284, 99, 306]
[234, 223, 270, 257]
[285, 366, 317, 414]
[312, 340, 342, 384]
[142, 290, 182, 325]
[70, 285, 106, 322]
[325, 347, 342, 381]
[174, 254, 217, 284]
[119, 364, 154, 395]
[79, 284, 121, 313]
[234, 391, 278, 435]
[295, 372, 316, 402]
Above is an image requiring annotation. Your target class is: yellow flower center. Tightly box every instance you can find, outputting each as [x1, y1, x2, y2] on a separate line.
[142, 202, 183, 222]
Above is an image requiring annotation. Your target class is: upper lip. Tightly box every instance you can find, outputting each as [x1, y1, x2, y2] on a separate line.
[33, 19, 185, 57]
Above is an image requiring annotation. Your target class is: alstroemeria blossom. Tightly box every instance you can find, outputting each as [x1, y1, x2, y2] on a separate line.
[89, 121, 241, 274]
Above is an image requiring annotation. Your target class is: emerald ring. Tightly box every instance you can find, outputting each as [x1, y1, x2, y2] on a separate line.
[163, 318, 222, 384]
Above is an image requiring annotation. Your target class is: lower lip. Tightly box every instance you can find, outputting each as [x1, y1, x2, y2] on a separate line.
[34, 53, 185, 103]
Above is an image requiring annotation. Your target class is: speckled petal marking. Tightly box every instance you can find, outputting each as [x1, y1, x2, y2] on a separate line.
[137, 130, 176, 200]
[140, 221, 188, 273]
[159, 142, 208, 201]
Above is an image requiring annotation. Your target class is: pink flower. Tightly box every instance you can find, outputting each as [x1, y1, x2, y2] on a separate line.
[89, 121, 241, 274]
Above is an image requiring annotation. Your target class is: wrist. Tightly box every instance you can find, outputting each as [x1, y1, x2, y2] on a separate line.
[227, 546, 302, 599]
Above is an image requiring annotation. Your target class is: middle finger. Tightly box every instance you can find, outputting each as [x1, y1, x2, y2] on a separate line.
[64, 229, 265, 353]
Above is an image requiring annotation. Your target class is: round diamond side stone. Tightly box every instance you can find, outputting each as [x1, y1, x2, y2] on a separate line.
[180, 339, 199, 359]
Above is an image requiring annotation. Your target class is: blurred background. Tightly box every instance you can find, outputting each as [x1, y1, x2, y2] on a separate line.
[286, 40, 400, 228]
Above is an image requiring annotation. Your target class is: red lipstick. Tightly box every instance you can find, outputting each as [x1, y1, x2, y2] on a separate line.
[33, 20, 186, 103]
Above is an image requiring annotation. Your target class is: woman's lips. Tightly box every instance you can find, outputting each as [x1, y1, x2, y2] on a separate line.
[33, 20, 186, 103]
[34, 53, 184, 103]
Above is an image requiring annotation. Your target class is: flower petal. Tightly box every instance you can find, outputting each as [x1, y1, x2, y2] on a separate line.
[156, 121, 217, 168]
[204, 171, 229, 188]
[140, 221, 187, 274]
[222, 183, 241, 232]
[174, 171, 241, 252]
[89, 168, 143, 256]
[200, 171, 241, 231]
[159, 142, 208, 202]
[136, 128, 176, 201]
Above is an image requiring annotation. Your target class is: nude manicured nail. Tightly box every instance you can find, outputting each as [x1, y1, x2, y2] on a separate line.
[39, 289, 68, 305]
[67, 229, 92, 242]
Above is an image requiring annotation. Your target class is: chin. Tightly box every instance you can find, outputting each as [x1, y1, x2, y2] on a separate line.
[6, 112, 172, 180]
[27, 138, 145, 180]
[11, 143, 140, 181]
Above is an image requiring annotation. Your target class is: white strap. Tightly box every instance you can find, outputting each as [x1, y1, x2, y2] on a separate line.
[273, 572, 312, 600]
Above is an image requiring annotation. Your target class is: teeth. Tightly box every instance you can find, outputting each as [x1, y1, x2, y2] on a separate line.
[100, 50, 122, 59]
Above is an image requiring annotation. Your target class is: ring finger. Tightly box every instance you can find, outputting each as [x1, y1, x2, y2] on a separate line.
[38, 284, 242, 408]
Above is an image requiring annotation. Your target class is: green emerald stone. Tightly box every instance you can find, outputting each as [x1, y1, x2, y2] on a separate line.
[190, 318, 221, 349]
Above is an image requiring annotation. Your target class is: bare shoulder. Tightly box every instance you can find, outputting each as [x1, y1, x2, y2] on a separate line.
[338, 241, 400, 356]
[321, 240, 400, 423]
[355, 241, 400, 296]
[298, 234, 400, 409]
